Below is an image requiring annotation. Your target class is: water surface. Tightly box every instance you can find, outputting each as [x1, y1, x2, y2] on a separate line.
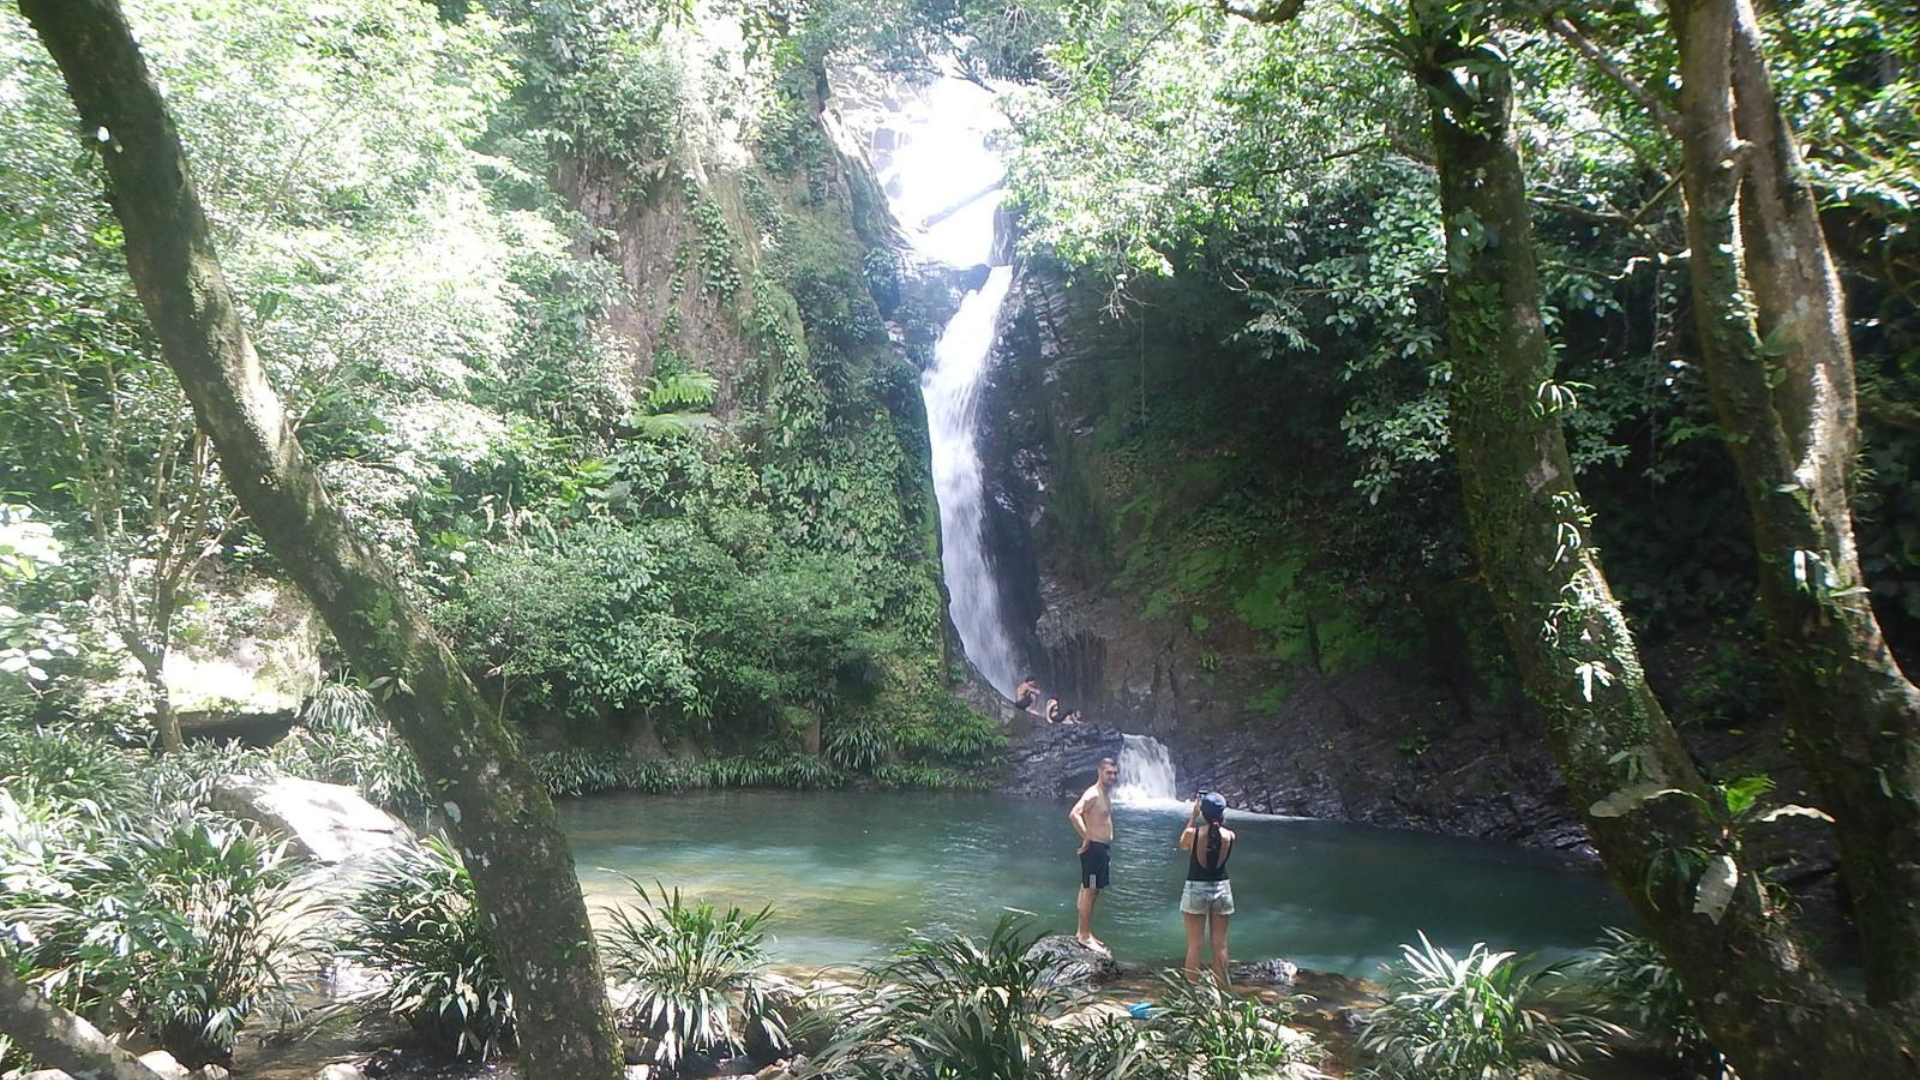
[561, 790, 1630, 978]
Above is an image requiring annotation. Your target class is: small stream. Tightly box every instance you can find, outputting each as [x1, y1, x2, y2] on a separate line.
[561, 789, 1629, 978]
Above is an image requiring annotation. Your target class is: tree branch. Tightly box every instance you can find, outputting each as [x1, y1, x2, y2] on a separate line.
[1544, 11, 1685, 137]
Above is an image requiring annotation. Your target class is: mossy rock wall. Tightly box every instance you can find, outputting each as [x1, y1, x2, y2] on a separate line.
[546, 69, 953, 756]
[975, 263, 1585, 847]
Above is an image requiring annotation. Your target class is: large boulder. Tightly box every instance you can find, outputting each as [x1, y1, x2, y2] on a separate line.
[210, 774, 413, 865]
[1024, 934, 1122, 988]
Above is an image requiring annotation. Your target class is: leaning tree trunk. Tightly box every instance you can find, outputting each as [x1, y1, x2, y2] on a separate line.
[0, 965, 170, 1080]
[1408, 2, 1917, 1074]
[1670, 0, 1920, 1010]
[16, 3, 625, 1077]
[126, 634, 180, 752]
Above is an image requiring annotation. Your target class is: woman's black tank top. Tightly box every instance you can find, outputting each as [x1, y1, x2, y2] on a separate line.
[1186, 825, 1232, 882]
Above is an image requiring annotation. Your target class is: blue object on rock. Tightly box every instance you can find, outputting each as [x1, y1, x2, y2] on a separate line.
[1127, 1002, 1155, 1019]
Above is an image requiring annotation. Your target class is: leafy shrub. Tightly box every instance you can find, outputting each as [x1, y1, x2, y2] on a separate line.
[338, 837, 515, 1060]
[890, 693, 1007, 765]
[272, 685, 433, 822]
[824, 720, 890, 770]
[1048, 973, 1321, 1080]
[815, 915, 1073, 1080]
[1149, 972, 1318, 1080]
[0, 720, 143, 807]
[1579, 927, 1721, 1072]
[0, 793, 308, 1066]
[600, 881, 785, 1071]
[532, 747, 852, 797]
[1360, 934, 1618, 1080]
[137, 738, 266, 811]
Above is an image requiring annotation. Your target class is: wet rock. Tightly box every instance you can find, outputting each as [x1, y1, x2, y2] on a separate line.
[1025, 934, 1122, 987]
[316, 1065, 368, 1080]
[210, 774, 414, 865]
[971, 263, 1590, 853]
[998, 722, 1123, 801]
[1230, 957, 1299, 988]
[137, 1052, 190, 1080]
[621, 1035, 663, 1068]
[193, 1067, 230, 1080]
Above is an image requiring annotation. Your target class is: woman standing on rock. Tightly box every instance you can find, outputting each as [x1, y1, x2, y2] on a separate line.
[1179, 792, 1236, 985]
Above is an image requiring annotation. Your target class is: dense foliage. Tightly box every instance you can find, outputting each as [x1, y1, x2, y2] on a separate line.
[980, 0, 1920, 707]
[338, 837, 518, 1061]
[811, 915, 1320, 1080]
[0, 0, 994, 783]
[0, 728, 310, 1069]
[1359, 935, 1618, 1080]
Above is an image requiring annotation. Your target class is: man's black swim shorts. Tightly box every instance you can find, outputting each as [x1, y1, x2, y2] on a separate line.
[1079, 840, 1111, 890]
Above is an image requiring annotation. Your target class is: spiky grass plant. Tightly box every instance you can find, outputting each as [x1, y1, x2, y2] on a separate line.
[0, 793, 307, 1066]
[272, 683, 432, 821]
[814, 914, 1077, 1080]
[600, 879, 785, 1072]
[337, 837, 515, 1060]
[1150, 972, 1321, 1080]
[1360, 933, 1620, 1080]
[1579, 927, 1724, 1074]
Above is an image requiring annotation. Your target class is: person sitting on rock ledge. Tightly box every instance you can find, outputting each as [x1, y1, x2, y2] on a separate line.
[1045, 697, 1063, 724]
[1014, 676, 1041, 713]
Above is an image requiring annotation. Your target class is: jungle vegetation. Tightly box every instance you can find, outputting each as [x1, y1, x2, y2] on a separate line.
[1, 0, 1917, 1077]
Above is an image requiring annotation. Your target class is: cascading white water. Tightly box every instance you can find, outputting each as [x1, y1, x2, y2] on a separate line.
[1112, 733, 1188, 811]
[866, 74, 1026, 694]
[924, 266, 1022, 692]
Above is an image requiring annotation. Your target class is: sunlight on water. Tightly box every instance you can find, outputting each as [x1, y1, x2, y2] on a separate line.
[562, 790, 1630, 977]
[873, 75, 1008, 266]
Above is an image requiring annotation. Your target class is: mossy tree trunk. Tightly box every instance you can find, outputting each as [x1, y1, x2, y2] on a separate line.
[0, 966, 170, 1080]
[1404, 0, 1917, 1073]
[1670, 0, 1920, 1011]
[17, 3, 625, 1077]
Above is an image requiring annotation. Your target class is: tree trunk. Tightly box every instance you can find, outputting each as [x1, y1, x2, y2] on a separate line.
[1669, 0, 1920, 1010]
[1410, 2, 1918, 1073]
[16, 4, 625, 1077]
[126, 639, 180, 753]
[0, 965, 170, 1080]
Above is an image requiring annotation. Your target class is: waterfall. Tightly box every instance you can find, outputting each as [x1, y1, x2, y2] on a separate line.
[867, 73, 1026, 694]
[1112, 734, 1187, 811]
[924, 267, 1022, 693]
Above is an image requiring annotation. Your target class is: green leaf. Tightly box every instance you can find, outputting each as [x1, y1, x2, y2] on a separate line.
[1589, 782, 1685, 818]
[1692, 856, 1739, 924]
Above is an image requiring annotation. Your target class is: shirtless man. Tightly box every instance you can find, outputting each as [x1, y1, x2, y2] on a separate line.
[1069, 757, 1119, 952]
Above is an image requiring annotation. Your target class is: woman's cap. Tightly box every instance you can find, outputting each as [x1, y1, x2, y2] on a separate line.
[1200, 792, 1227, 822]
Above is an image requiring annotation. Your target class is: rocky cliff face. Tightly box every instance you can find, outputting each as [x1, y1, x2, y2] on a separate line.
[971, 264, 1588, 851]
